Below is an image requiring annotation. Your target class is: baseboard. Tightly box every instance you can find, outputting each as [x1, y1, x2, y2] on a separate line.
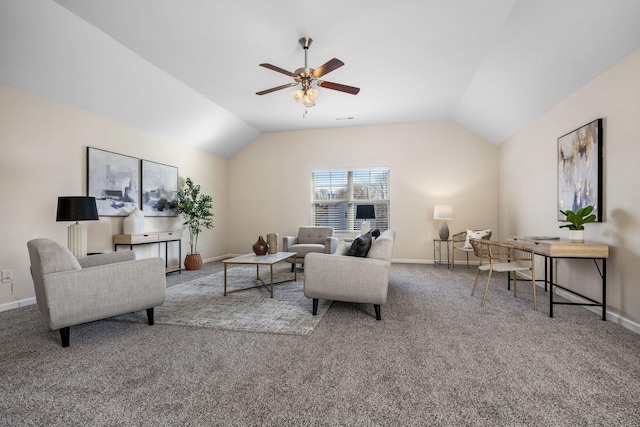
[0, 297, 36, 313]
[202, 254, 232, 264]
[392, 258, 430, 264]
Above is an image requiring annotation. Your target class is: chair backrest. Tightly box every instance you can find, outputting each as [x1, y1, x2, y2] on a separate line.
[27, 238, 82, 318]
[366, 230, 396, 262]
[298, 226, 334, 245]
[453, 230, 492, 249]
[452, 231, 468, 244]
[469, 238, 490, 260]
[470, 239, 533, 264]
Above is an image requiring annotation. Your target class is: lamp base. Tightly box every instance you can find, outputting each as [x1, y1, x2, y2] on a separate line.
[438, 221, 450, 241]
[68, 222, 87, 258]
[360, 221, 371, 234]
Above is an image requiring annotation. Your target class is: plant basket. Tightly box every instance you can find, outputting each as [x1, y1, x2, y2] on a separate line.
[184, 253, 203, 270]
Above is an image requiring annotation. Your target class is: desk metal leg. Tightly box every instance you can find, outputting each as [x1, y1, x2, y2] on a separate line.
[544, 256, 549, 292]
[602, 259, 607, 321]
[224, 264, 228, 296]
[549, 258, 554, 318]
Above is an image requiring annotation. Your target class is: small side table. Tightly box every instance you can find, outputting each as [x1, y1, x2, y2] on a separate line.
[433, 239, 451, 268]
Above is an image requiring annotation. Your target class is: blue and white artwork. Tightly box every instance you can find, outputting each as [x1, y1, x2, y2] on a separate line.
[557, 119, 602, 221]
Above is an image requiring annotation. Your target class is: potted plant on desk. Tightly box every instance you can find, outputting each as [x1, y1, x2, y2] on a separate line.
[177, 177, 213, 270]
[559, 205, 596, 242]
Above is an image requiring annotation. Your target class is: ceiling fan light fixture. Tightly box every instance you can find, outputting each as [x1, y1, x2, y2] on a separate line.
[307, 88, 319, 102]
[257, 37, 359, 116]
[292, 89, 304, 102]
[302, 95, 315, 107]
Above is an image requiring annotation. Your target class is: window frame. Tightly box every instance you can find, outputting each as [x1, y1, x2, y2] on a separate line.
[311, 168, 390, 232]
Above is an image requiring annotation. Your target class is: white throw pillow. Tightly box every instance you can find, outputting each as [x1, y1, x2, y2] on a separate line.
[463, 229, 491, 249]
[334, 240, 352, 256]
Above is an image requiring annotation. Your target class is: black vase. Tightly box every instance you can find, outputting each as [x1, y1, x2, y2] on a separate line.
[252, 236, 269, 256]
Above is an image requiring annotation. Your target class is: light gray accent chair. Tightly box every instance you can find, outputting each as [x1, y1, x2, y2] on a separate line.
[304, 229, 396, 320]
[282, 226, 338, 272]
[27, 238, 166, 347]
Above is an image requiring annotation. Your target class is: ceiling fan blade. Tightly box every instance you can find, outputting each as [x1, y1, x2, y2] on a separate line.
[312, 58, 344, 78]
[256, 82, 298, 95]
[317, 80, 360, 95]
[259, 63, 297, 78]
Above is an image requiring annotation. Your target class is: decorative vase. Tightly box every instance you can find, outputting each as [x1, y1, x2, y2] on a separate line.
[184, 253, 203, 270]
[252, 236, 269, 256]
[266, 233, 279, 254]
[123, 208, 145, 234]
[569, 230, 584, 243]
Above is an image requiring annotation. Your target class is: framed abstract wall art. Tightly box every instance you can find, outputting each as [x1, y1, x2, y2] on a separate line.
[557, 118, 603, 221]
[141, 160, 178, 217]
[87, 147, 140, 216]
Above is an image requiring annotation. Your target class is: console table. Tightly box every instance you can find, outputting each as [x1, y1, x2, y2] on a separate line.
[508, 236, 609, 320]
[113, 231, 182, 274]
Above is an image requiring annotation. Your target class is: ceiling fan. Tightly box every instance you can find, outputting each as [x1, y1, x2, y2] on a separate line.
[256, 37, 360, 113]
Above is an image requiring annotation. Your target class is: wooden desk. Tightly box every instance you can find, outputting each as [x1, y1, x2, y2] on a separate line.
[508, 236, 609, 320]
[113, 231, 182, 274]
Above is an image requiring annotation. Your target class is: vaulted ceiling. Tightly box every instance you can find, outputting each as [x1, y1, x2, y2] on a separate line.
[2, 0, 640, 158]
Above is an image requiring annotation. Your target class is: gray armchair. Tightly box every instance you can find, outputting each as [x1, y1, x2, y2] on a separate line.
[27, 238, 166, 347]
[304, 229, 396, 320]
[283, 226, 338, 271]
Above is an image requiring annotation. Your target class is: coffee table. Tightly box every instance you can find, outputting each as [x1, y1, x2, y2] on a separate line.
[223, 252, 297, 298]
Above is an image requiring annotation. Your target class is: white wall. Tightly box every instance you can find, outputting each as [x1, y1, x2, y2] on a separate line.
[0, 83, 228, 308]
[498, 47, 640, 326]
[228, 121, 499, 261]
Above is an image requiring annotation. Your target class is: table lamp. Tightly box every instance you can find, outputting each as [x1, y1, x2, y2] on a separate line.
[433, 205, 454, 240]
[56, 196, 99, 257]
[356, 205, 376, 234]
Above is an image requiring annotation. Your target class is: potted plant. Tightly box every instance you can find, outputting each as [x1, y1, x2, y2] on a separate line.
[559, 205, 596, 242]
[177, 177, 213, 270]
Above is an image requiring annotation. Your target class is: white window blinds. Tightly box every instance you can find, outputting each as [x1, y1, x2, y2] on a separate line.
[311, 168, 390, 232]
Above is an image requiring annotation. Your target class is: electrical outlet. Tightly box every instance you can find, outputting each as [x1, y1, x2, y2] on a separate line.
[1, 269, 12, 283]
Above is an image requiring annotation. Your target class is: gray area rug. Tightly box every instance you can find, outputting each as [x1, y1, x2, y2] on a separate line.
[115, 265, 330, 335]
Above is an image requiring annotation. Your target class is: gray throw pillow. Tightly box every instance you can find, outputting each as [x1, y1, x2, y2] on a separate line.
[347, 232, 373, 257]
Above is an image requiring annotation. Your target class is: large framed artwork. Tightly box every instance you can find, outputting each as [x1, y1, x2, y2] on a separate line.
[141, 160, 178, 217]
[557, 118, 603, 221]
[87, 147, 140, 216]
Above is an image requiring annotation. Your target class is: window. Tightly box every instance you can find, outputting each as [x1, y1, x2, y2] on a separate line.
[311, 168, 390, 232]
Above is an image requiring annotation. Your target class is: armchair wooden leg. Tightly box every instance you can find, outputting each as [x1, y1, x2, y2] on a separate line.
[146, 308, 155, 325]
[60, 327, 70, 348]
[531, 269, 537, 311]
[374, 304, 381, 320]
[471, 269, 481, 296]
[312, 298, 318, 315]
[466, 253, 470, 268]
[481, 270, 493, 307]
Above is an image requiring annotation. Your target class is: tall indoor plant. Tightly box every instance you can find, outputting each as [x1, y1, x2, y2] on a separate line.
[559, 205, 596, 242]
[177, 177, 213, 270]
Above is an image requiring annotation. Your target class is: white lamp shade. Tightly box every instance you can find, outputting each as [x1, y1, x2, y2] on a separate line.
[433, 205, 454, 220]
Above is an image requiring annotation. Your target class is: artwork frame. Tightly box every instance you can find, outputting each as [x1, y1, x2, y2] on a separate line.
[141, 160, 178, 217]
[87, 147, 140, 216]
[557, 118, 603, 222]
